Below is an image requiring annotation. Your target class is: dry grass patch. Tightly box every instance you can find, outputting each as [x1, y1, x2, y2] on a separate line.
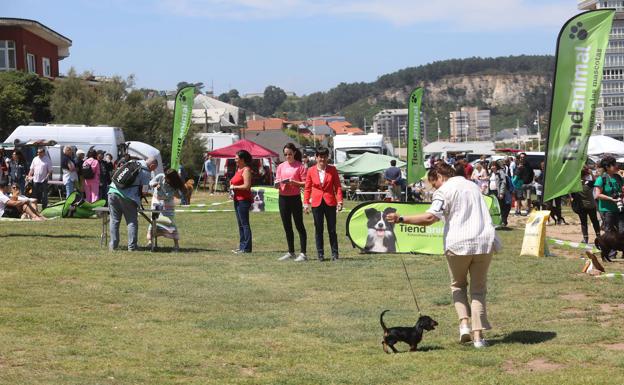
[503, 358, 565, 374]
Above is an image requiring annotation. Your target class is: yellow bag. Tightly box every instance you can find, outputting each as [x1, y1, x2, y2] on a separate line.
[520, 210, 551, 257]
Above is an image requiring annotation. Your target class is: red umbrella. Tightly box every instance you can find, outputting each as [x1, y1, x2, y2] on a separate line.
[208, 139, 278, 158]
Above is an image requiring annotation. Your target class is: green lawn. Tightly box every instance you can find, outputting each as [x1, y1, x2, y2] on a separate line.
[1, 192, 624, 384]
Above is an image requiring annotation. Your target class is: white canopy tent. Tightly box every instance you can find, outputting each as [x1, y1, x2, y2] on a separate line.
[423, 141, 496, 157]
[587, 135, 624, 158]
[166, 94, 239, 127]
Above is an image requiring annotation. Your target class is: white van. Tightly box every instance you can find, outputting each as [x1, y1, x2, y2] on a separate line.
[333, 133, 384, 164]
[5, 124, 126, 180]
[196, 132, 240, 179]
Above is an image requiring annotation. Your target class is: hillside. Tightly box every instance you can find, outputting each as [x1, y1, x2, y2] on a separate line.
[272, 55, 555, 141]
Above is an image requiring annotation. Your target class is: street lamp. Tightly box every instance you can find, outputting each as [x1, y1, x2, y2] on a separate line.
[436, 117, 441, 142]
[534, 110, 541, 151]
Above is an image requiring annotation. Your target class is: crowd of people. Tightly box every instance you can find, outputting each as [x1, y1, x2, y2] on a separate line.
[225, 144, 343, 262]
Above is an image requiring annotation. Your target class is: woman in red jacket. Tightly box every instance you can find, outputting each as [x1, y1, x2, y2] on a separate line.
[304, 147, 343, 261]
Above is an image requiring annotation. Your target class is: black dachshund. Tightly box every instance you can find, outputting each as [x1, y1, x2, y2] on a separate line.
[380, 310, 438, 353]
[594, 231, 624, 262]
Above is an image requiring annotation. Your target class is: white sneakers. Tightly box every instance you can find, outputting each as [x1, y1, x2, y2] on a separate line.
[459, 326, 472, 343]
[278, 252, 308, 262]
[278, 252, 295, 261]
[460, 324, 489, 348]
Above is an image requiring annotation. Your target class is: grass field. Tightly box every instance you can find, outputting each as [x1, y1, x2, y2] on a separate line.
[1, 191, 624, 384]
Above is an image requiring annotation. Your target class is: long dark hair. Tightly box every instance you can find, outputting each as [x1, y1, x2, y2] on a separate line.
[12, 150, 25, 163]
[236, 150, 253, 167]
[283, 143, 302, 162]
[164, 168, 186, 193]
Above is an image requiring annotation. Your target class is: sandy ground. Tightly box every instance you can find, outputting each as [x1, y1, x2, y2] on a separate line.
[505, 211, 587, 243]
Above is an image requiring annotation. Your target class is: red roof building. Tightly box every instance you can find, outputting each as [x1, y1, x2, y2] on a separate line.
[0, 18, 71, 79]
[329, 121, 364, 135]
[246, 118, 285, 131]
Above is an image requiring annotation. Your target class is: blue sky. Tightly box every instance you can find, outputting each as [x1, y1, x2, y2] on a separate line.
[6, 0, 579, 96]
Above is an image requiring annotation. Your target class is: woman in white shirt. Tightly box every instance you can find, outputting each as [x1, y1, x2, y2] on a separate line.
[471, 162, 488, 193]
[387, 163, 500, 349]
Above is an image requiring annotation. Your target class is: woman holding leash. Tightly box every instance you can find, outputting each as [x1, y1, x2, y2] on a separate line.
[230, 150, 253, 254]
[303, 147, 343, 261]
[386, 162, 501, 348]
[276, 143, 308, 262]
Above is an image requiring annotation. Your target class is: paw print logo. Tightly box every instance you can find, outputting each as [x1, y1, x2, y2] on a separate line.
[569, 22, 588, 40]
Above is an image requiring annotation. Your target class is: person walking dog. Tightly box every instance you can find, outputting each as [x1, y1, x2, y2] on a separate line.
[386, 162, 501, 348]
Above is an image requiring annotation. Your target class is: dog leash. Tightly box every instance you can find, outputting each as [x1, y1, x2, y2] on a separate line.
[400, 256, 422, 315]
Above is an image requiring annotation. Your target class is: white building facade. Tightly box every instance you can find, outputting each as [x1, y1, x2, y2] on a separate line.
[372, 109, 408, 140]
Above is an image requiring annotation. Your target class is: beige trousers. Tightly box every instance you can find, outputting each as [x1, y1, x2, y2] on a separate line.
[445, 250, 492, 331]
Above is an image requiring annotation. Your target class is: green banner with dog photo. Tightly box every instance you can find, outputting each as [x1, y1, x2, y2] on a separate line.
[346, 195, 501, 255]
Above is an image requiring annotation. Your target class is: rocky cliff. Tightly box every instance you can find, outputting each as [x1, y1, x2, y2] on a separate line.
[376, 73, 551, 107]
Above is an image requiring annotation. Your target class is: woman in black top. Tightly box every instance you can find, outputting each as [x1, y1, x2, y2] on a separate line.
[571, 166, 600, 244]
[8, 150, 27, 194]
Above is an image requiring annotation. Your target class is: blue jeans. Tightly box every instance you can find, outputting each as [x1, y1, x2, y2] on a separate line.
[108, 193, 139, 251]
[65, 179, 75, 198]
[234, 200, 252, 252]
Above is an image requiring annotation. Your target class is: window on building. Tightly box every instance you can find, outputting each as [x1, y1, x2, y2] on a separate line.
[26, 53, 36, 73]
[42, 57, 51, 77]
[0, 40, 16, 71]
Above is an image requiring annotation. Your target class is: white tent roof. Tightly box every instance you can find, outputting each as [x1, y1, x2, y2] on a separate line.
[423, 141, 496, 155]
[166, 94, 239, 127]
[588, 135, 624, 157]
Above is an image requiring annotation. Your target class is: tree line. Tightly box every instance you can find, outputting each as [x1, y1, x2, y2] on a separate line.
[0, 70, 205, 176]
[215, 55, 555, 139]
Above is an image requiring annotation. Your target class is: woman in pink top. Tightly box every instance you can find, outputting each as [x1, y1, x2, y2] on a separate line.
[275, 143, 308, 262]
[82, 149, 101, 202]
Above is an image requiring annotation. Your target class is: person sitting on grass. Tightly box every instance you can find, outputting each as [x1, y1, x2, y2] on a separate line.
[0, 182, 45, 220]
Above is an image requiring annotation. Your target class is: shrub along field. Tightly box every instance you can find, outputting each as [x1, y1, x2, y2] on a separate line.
[1, 191, 624, 384]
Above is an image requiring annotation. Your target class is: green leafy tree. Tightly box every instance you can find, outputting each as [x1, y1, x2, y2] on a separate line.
[262, 85, 287, 116]
[50, 69, 98, 124]
[0, 71, 54, 138]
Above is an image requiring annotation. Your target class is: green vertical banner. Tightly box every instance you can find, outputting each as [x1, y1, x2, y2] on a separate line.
[544, 10, 614, 201]
[170, 86, 196, 170]
[407, 87, 426, 184]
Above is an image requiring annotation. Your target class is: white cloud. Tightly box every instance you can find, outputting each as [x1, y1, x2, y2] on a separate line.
[152, 0, 577, 29]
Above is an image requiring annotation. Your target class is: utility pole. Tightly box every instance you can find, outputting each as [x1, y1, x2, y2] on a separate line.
[536, 110, 541, 152]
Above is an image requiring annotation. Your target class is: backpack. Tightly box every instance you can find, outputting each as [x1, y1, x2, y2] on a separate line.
[505, 174, 515, 193]
[82, 161, 95, 179]
[112, 160, 143, 188]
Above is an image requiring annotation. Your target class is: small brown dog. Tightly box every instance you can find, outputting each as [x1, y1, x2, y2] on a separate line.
[183, 179, 194, 205]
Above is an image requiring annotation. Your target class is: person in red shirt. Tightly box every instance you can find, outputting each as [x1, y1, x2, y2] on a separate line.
[229, 150, 253, 254]
[457, 155, 473, 179]
[304, 147, 343, 261]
